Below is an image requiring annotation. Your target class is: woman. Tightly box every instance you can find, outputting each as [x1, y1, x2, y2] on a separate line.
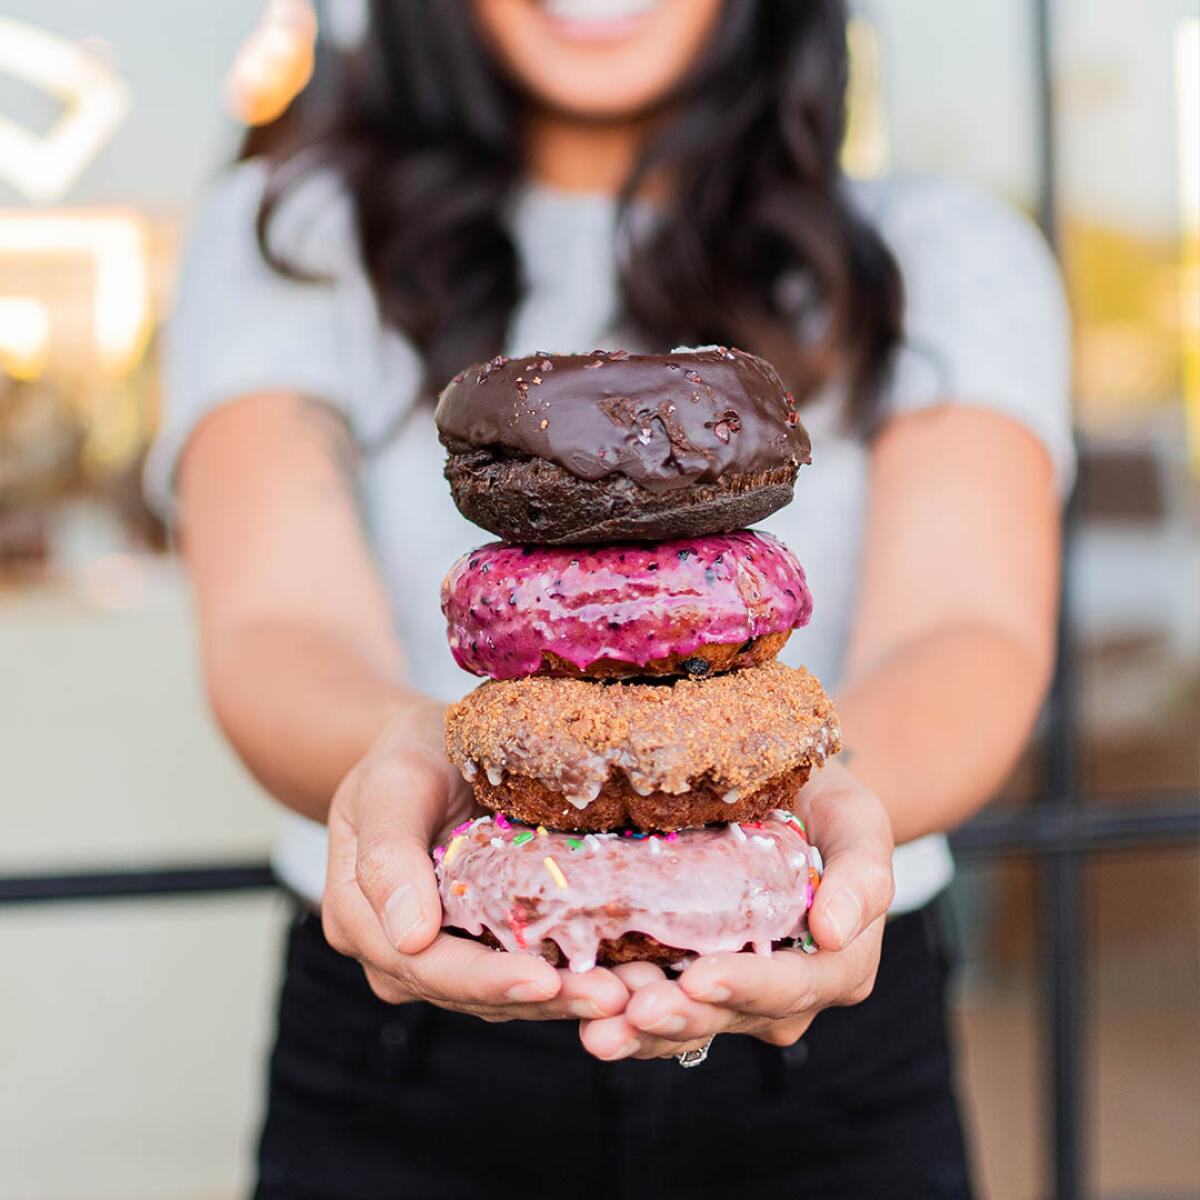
[148, 2, 1071, 1196]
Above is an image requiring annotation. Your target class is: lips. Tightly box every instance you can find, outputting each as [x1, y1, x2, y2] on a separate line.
[538, 0, 664, 40]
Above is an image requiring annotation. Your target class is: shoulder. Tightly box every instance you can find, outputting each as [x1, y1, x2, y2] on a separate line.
[188, 157, 359, 277]
[849, 172, 1065, 327]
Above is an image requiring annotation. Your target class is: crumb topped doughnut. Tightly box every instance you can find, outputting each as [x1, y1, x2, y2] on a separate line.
[436, 812, 823, 972]
[435, 347, 810, 543]
[444, 660, 840, 826]
[471, 762, 813, 834]
[441, 530, 813, 681]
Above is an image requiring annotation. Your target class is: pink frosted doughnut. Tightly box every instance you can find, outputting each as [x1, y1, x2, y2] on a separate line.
[441, 530, 812, 680]
[435, 812, 822, 972]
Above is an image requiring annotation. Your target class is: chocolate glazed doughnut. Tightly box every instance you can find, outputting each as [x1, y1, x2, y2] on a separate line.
[435, 347, 811, 543]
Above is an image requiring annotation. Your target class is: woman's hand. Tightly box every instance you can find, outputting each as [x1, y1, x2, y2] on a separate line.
[321, 700, 629, 1022]
[577, 761, 895, 1060]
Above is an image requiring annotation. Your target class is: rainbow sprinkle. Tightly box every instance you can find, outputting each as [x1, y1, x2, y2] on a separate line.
[566, 838, 583, 851]
[543, 856, 568, 889]
[450, 882, 468, 897]
[512, 831, 534, 847]
[536, 825, 548, 837]
[494, 813, 512, 830]
[443, 835, 466, 867]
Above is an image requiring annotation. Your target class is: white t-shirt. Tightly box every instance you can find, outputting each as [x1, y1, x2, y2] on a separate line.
[146, 162, 1073, 912]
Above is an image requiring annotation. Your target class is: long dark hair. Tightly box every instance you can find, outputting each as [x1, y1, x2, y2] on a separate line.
[247, 0, 902, 431]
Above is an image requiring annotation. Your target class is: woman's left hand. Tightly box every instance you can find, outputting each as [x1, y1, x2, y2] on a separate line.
[578, 761, 896, 1061]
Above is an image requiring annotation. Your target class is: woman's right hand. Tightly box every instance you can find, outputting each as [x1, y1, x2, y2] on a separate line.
[321, 700, 629, 1022]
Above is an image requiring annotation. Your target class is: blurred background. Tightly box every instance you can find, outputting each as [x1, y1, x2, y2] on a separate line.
[0, 2, 1197, 1197]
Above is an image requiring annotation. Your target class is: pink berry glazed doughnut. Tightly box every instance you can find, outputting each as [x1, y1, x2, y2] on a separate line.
[435, 811, 824, 972]
[441, 530, 813, 680]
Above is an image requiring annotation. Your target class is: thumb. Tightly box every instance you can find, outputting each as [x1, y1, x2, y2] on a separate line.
[800, 771, 895, 952]
[808, 848, 894, 951]
[349, 767, 447, 955]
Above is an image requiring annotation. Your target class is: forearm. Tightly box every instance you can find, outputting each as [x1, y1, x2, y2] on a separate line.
[203, 618, 443, 823]
[833, 623, 1051, 845]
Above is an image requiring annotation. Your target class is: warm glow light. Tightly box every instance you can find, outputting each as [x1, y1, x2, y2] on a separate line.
[0, 17, 130, 203]
[226, 0, 318, 127]
[0, 211, 149, 376]
[842, 17, 890, 181]
[1176, 18, 1200, 473]
[0, 297, 51, 379]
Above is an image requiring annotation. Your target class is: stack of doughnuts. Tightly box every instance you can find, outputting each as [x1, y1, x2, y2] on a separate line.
[432, 347, 839, 973]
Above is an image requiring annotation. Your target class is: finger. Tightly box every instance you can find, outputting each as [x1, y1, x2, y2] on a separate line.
[578, 1013, 643, 1061]
[581, 1011, 734, 1062]
[534, 966, 629, 1020]
[611, 961, 668, 993]
[803, 781, 895, 950]
[624, 979, 743, 1043]
[678, 921, 884, 1017]
[327, 870, 561, 1006]
[406, 931, 564, 1006]
[366, 956, 627, 1022]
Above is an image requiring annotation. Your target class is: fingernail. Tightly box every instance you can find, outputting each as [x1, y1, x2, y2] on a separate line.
[640, 1013, 687, 1034]
[568, 998, 607, 1019]
[606, 1038, 640, 1060]
[382, 884, 423, 949]
[823, 887, 864, 946]
[691, 982, 730, 1003]
[505, 981, 553, 1003]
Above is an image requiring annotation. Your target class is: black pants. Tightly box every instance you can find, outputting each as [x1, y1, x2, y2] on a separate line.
[254, 900, 974, 1199]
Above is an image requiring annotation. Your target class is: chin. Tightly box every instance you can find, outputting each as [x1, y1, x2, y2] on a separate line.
[473, 0, 724, 120]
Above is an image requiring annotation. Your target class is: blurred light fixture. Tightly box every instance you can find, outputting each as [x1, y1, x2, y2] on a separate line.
[0, 212, 149, 377]
[0, 17, 130, 203]
[226, 0, 318, 127]
[1176, 18, 1199, 473]
[0, 297, 51, 380]
[327, 0, 369, 49]
[842, 17, 890, 181]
